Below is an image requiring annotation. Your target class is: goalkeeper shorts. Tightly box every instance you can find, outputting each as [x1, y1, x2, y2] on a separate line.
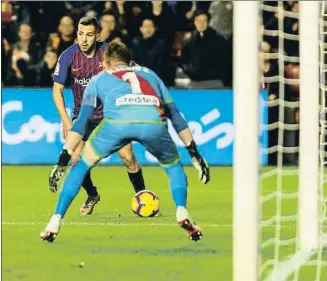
[88, 119, 180, 166]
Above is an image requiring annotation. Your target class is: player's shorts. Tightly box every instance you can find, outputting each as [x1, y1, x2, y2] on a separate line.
[88, 119, 180, 166]
[73, 118, 102, 142]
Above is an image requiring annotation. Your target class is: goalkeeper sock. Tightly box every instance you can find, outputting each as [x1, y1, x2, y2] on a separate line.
[128, 168, 146, 193]
[55, 157, 91, 217]
[81, 171, 98, 197]
[164, 163, 187, 207]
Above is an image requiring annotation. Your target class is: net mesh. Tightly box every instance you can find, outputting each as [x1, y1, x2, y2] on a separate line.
[259, 1, 327, 280]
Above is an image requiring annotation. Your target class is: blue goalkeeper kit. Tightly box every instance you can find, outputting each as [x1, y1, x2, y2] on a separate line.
[55, 66, 188, 216]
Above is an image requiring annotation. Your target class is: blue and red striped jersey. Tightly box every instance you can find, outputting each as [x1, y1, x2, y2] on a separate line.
[53, 41, 108, 119]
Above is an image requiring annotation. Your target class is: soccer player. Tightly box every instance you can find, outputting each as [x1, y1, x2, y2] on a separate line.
[52, 17, 146, 215]
[41, 42, 210, 242]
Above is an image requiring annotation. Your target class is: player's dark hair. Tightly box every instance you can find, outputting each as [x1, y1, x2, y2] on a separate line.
[78, 17, 99, 31]
[104, 41, 131, 64]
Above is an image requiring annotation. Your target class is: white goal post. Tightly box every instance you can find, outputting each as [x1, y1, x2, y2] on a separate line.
[298, 1, 320, 252]
[233, 2, 260, 281]
[233, 1, 324, 281]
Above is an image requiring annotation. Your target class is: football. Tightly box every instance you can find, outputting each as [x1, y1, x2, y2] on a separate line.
[132, 190, 160, 217]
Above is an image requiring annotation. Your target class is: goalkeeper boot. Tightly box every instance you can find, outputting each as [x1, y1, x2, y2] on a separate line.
[176, 206, 202, 242]
[80, 193, 100, 215]
[40, 214, 61, 242]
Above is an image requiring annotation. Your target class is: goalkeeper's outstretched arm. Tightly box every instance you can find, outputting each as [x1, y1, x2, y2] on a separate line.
[49, 80, 97, 192]
[59, 77, 98, 164]
[58, 92, 97, 163]
[164, 102, 210, 184]
[153, 69, 210, 183]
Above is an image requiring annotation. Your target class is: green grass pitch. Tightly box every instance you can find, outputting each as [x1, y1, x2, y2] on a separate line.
[2, 166, 232, 281]
[2, 166, 327, 281]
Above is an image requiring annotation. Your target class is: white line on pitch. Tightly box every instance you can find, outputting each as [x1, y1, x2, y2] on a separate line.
[1, 221, 230, 227]
[1, 221, 296, 228]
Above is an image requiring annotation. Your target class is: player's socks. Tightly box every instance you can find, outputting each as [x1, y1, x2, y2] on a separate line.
[40, 214, 62, 242]
[176, 206, 189, 221]
[128, 168, 146, 193]
[55, 157, 92, 217]
[81, 171, 98, 197]
[164, 163, 187, 207]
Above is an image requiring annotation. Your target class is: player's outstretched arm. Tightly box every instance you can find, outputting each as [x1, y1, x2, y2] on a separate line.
[53, 48, 74, 139]
[53, 82, 72, 139]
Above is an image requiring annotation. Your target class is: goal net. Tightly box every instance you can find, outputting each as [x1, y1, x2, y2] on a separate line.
[233, 2, 327, 281]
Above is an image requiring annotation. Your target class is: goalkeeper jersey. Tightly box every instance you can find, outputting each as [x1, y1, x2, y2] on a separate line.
[82, 65, 174, 123]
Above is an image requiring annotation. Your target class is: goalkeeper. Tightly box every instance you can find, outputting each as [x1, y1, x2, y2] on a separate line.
[41, 42, 210, 243]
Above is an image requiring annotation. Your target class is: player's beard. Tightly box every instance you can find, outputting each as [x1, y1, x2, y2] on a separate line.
[81, 43, 96, 56]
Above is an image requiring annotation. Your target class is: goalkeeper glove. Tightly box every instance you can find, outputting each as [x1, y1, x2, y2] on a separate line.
[186, 141, 210, 184]
[49, 149, 72, 192]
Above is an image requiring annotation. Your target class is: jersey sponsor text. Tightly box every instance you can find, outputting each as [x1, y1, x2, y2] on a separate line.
[116, 94, 160, 107]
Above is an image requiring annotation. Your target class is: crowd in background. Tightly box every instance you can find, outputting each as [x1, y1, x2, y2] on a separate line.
[1, 1, 301, 92]
[262, 1, 300, 102]
[1, 0, 302, 165]
[1, 0, 233, 88]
